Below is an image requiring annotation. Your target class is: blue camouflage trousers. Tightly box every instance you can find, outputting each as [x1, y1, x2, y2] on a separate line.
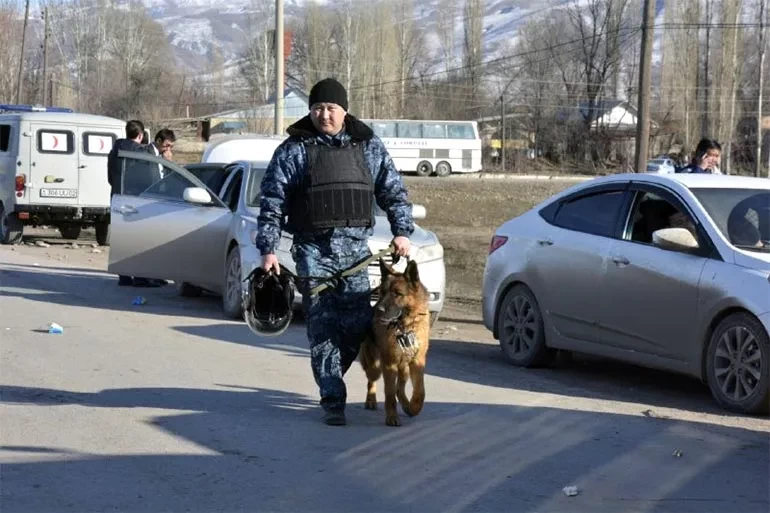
[291, 237, 373, 412]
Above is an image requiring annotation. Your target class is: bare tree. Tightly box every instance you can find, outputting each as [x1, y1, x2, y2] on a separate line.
[0, 0, 22, 102]
[240, 0, 276, 104]
[436, 0, 457, 73]
[758, 0, 767, 177]
[463, 0, 484, 117]
[717, 0, 744, 174]
[392, 0, 423, 116]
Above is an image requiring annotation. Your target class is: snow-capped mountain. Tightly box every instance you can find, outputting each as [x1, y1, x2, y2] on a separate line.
[141, 0, 576, 73]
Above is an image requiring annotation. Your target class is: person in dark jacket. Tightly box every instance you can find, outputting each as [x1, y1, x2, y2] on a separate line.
[255, 78, 414, 426]
[106, 120, 165, 288]
[676, 138, 722, 174]
[107, 120, 145, 197]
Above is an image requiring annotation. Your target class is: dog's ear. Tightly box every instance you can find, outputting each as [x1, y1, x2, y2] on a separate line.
[379, 258, 392, 278]
[405, 259, 420, 283]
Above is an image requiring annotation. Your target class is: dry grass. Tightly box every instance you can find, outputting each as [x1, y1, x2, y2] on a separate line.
[404, 177, 578, 304]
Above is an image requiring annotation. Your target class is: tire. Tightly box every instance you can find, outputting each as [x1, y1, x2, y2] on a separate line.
[416, 160, 433, 177]
[429, 311, 440, 328]
[95, 221, 110, 246]
[706, 312, 769, 415]
[222, 247, 244, 319]
[0, 205, 23, 245]
[177, 282, 203, 298]
[59, 223, 82, 240]
[434, 161, 452, 177]
[496, 284, 555, 367]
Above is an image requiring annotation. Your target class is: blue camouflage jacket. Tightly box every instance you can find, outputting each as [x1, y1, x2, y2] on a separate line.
[255, 114, 414, 255]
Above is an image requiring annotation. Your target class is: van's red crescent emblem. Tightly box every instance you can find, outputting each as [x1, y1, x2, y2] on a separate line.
[52, 135, 59, 148]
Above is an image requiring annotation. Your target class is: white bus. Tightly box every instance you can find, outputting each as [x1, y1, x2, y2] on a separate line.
[361, 119, 482, 177]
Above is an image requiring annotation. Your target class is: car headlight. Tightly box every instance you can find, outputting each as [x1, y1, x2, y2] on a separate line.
[412, 243, 444, 263]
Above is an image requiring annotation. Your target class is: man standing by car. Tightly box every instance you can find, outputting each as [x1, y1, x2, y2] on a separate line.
[146, 128, 176, 179]
[108, 120, 149, 287]
[255, 78, 414, 426]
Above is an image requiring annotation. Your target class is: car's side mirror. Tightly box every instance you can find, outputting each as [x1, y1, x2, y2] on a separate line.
[183, 187, 212, 205]
[412, 204, 427, 220]
[652, 227, 699, 253]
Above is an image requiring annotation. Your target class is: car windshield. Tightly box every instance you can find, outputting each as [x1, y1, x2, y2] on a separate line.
[691, 188, 770, 252]
[245, 164, 387, 216]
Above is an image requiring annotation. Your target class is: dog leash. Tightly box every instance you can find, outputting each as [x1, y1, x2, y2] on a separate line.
[246, 243, 398, 297]
[307, 243, 397, 296]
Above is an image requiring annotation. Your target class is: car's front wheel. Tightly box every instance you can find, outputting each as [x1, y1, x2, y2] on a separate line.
[496, 284, 555, 367]
[706, 312, 769, 415]
[222, 247, 244, 319]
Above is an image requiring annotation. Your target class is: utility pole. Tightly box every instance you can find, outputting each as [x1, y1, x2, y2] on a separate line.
[15, 0, 30, 104]
[634, 0, 656, 173]
[500, 94, 506, 170]
[274, 0, 285, 136]
[42, 7, 50, 107]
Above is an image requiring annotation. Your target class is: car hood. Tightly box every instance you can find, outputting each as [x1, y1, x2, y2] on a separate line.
[243, 208, 439, 247]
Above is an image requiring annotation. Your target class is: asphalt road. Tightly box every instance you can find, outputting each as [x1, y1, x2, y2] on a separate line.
[1, 234, 768, 513]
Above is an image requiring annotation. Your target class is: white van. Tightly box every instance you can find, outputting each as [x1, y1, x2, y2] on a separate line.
[0, 106, 125, 245]
[201, 134, 285, 164]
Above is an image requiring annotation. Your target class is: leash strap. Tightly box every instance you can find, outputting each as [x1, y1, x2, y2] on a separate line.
[244, 243, 398, 298]
[308, 243, 396, 296]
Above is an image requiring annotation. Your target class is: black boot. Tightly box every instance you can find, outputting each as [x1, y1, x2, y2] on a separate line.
[323, 409, 346, 426]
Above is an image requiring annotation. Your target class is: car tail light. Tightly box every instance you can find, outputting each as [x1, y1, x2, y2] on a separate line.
[489, 235, 508, 254]
[15, 174, 26, 192]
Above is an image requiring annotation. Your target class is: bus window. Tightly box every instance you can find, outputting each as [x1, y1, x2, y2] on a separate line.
[422, 123, 447, 138]
[397, 122, 422, 138]
[447, 123, 475, 139]
[371, 122, 397, 138]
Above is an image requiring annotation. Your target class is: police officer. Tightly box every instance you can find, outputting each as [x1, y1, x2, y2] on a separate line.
[255, 78, 414, 426]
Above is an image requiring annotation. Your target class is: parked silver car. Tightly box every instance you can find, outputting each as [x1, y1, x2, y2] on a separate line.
[646, 158, 677, 174]
[108, 151, 446, 323]
[482, 173, 769, 414]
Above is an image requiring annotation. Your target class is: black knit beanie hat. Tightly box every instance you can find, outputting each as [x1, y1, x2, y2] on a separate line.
[309, 78, 349, 111]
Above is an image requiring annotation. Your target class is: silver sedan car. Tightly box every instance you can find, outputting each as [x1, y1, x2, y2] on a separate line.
[108, 151, 446, 323]
[482, 173, 770, 414]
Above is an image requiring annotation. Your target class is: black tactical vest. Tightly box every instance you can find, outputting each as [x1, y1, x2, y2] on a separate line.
[288, 142, 374, 232]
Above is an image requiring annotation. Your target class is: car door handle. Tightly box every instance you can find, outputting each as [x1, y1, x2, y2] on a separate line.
[537, 238, 554, 246]
[78, 165, 87, 169]
[612, 255, 630, 266]
[118, 205, 138, 215]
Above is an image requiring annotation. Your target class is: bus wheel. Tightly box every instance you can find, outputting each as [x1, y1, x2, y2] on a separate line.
[416, 160, 433, 177]
[435, 161, 452, 177]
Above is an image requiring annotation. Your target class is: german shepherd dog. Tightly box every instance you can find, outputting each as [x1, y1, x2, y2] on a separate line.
[359, 258, 431, 426]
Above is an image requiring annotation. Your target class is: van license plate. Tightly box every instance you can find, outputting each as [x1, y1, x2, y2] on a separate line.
[40, 188, 77, 198]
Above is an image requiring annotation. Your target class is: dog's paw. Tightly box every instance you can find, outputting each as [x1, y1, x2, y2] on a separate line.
[401, 403, 414, 417]
[365, 398, 377, 410]
[386, 414, 402, 427]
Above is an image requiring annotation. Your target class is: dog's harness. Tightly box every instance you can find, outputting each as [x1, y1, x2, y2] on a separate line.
[379, 309, 423, 359]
